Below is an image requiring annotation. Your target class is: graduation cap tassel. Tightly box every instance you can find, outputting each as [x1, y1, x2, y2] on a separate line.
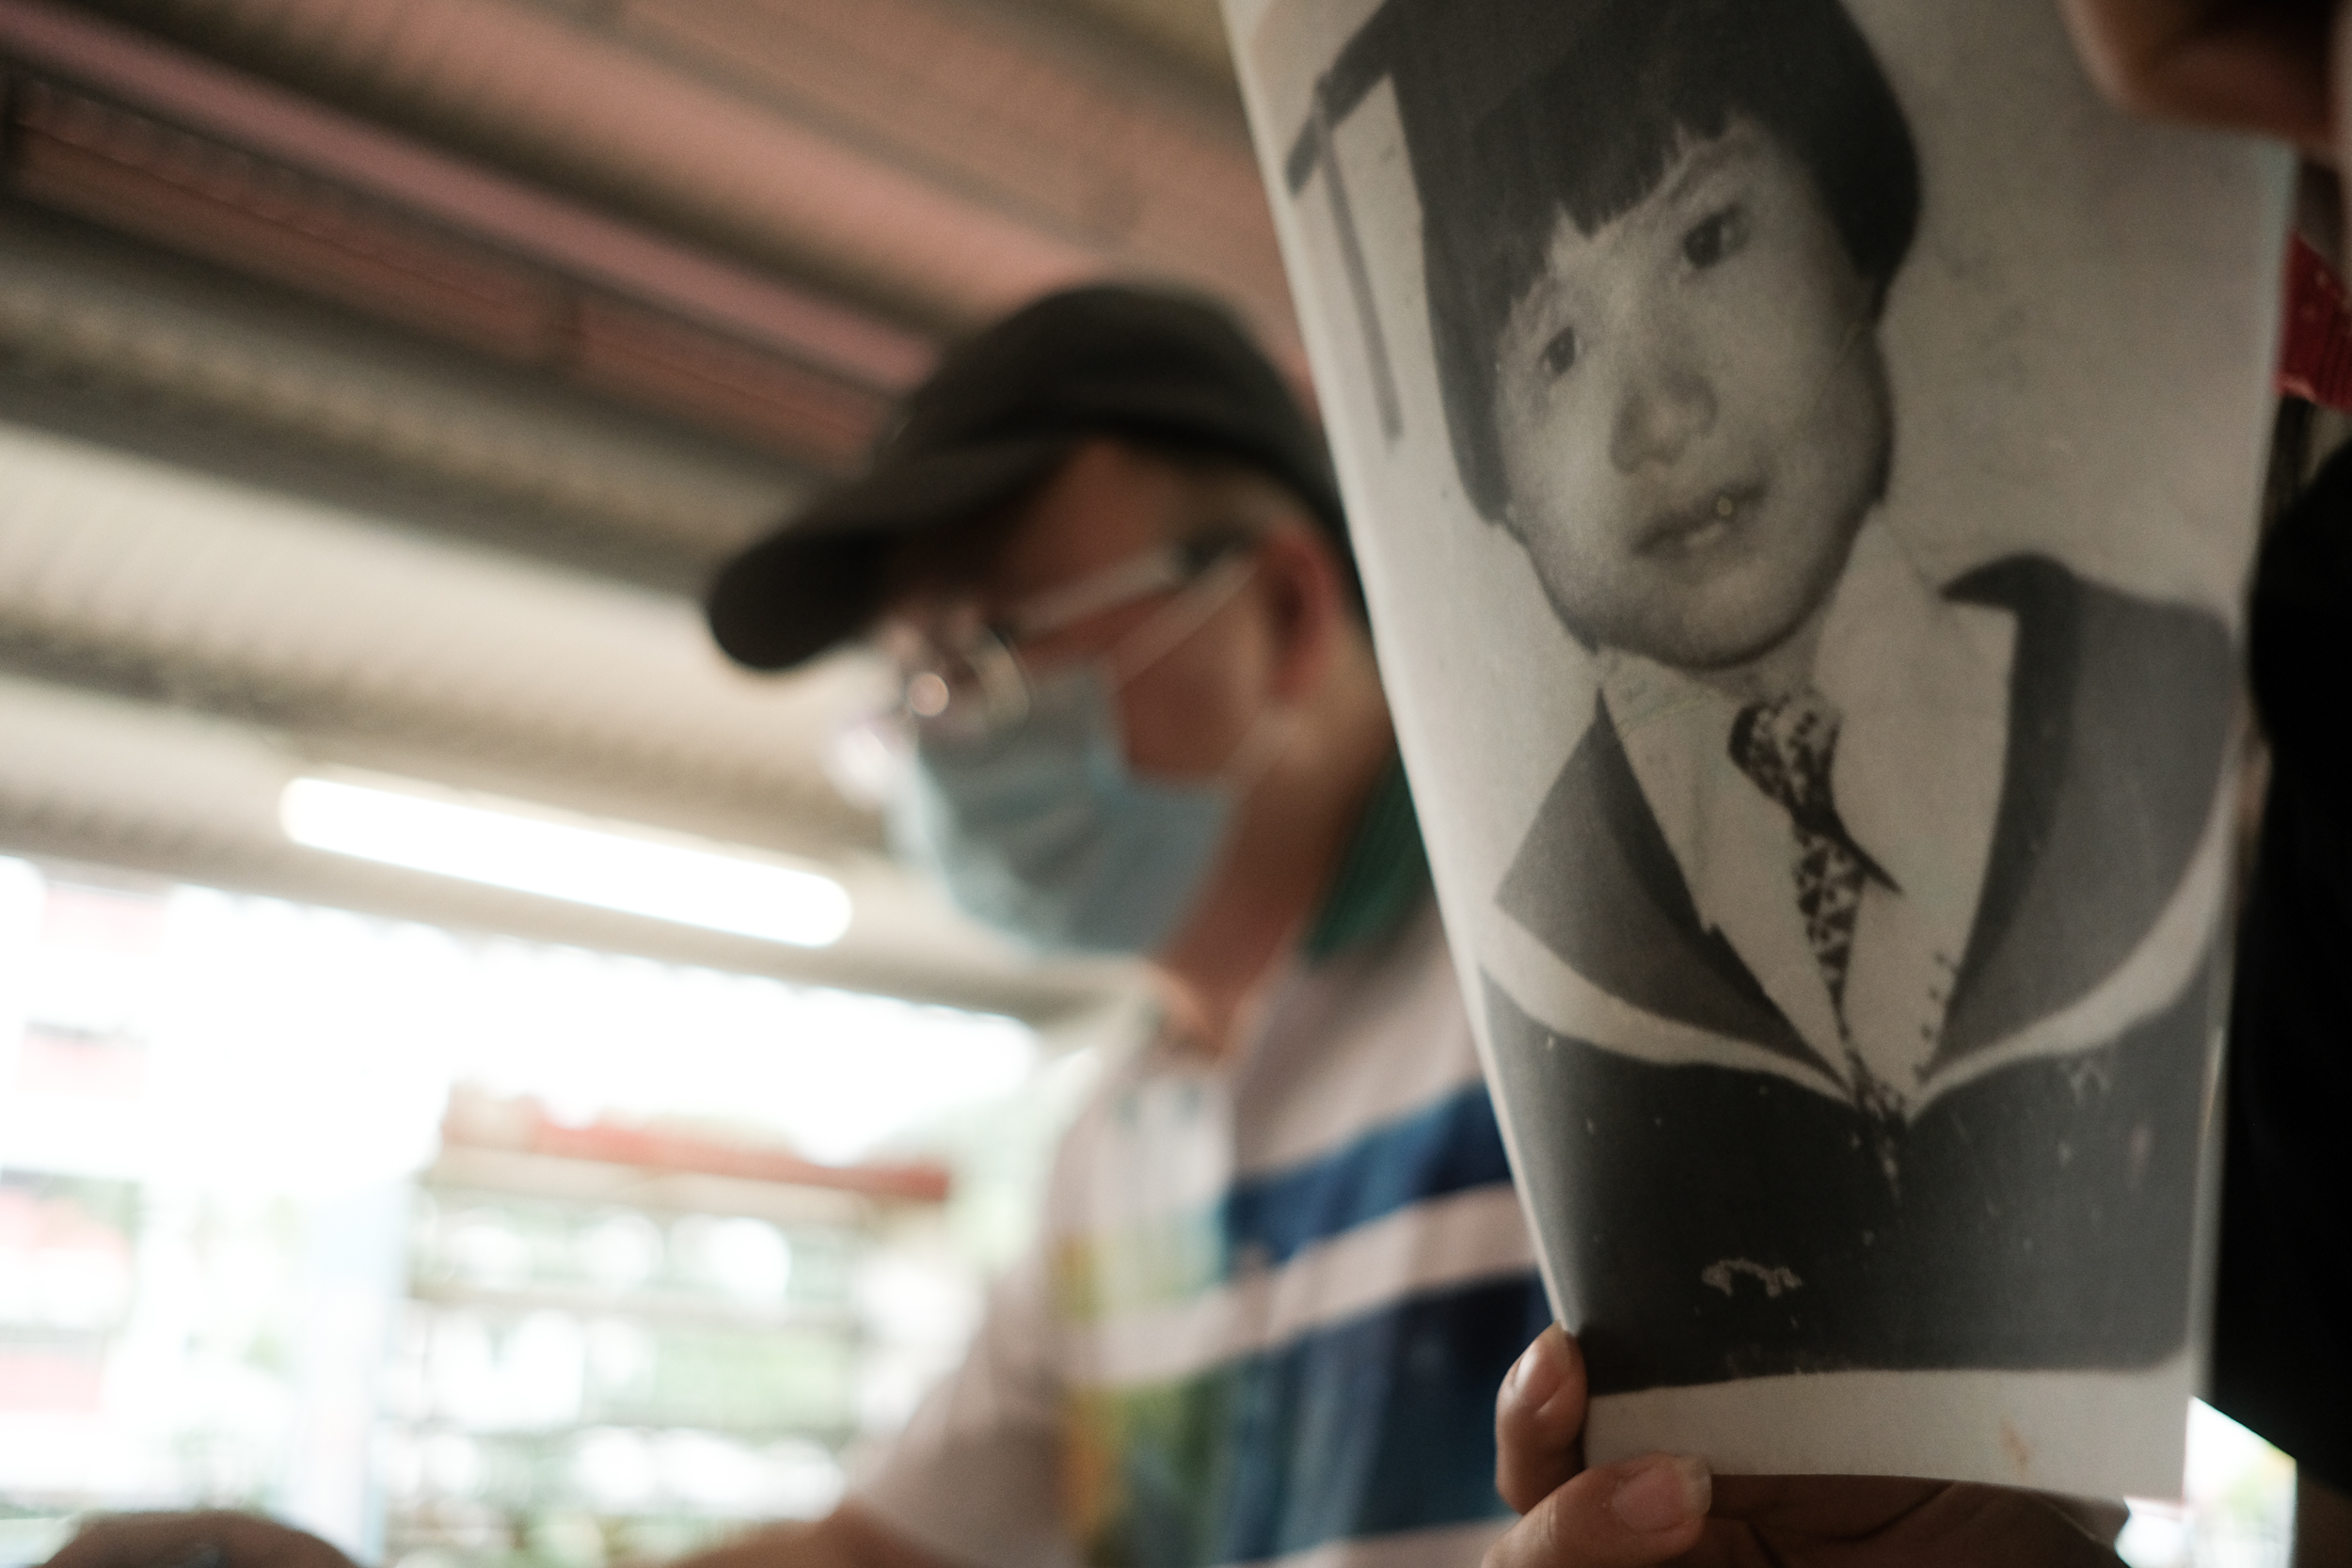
[1291, 78, 1405, 443]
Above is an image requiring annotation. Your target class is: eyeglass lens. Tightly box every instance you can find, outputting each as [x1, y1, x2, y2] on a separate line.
[890, 534, 1250, 743]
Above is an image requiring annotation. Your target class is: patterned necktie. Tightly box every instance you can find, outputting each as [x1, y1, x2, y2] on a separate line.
[1727, 689, 1885, 1019]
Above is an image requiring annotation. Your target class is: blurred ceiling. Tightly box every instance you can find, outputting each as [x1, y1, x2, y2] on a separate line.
[0, 0, 1280, 1021]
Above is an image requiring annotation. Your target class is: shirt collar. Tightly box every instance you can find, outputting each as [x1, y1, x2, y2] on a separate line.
[1807, 521, 2016, 898]
[1301, 754, 1432, 961]
[1596, 516, 2014, 932]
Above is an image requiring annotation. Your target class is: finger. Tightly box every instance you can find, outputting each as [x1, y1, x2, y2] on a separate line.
[1863, 1483, 2127, 1566]
[1485, 1453, 1712, 1568]
[1496, 1324, 1590, 1513]
[2057, 0, 2334, 154]
[1703, 1474, 1947, 1539]
[1707, 1480, 2127, 1566]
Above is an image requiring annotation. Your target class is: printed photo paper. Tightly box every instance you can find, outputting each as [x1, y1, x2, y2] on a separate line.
[1225, 0, 2291, 1497]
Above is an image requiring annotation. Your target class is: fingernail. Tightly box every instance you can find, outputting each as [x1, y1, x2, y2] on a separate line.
[1610, 1455, 1710, 1534]
[1508, 1323, 1568, 1406]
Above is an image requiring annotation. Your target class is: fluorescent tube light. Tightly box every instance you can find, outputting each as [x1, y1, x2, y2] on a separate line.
[280, 774, 851, 947]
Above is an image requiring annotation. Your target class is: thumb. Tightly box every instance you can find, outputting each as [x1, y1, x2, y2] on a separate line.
[1485, 1453, 1713, 1568]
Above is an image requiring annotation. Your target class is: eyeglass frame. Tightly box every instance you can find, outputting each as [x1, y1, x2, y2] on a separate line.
[877, 530, 1262, 745]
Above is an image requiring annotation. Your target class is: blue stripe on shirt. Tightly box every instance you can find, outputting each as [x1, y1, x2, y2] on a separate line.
[1101, 1273, 1553, 1568]
[1219, 1081, 1517, 1270]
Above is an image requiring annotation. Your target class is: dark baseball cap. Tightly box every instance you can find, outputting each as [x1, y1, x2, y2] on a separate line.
[706, 284, 1347, 671]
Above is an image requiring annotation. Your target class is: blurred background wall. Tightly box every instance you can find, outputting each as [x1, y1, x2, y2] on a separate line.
[0, 0, 1276, 1558]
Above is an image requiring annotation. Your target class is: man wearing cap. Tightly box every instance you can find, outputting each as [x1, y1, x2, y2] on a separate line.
[703, 282, 1552, 1568]
[45, 286, 2133, 1568]
[691, 285, 2122, 1568]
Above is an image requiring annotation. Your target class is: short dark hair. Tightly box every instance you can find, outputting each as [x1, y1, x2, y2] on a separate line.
[1420, 0, 1920, 520]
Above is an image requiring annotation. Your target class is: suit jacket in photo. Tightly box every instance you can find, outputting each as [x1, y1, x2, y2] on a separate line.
[1483, 554, 2237, 1392]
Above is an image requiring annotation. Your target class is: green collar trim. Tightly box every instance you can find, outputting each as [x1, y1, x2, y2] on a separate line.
[1302, 757, 1432, 962]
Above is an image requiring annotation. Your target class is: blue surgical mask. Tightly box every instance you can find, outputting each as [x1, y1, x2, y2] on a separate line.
[889, 659, 1232, 954]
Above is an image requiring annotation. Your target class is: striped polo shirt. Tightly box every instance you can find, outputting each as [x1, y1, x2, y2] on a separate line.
[857, 768, 1549, 1568]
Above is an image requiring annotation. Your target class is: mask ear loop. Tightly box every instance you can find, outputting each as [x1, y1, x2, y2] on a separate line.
[1104, 549, 1260, 688]
[1112, 549, 1296, 793]
[1104, 546, 1295, 794]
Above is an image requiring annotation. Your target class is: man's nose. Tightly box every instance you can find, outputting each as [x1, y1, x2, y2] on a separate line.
[1608, 360, 1715, 473]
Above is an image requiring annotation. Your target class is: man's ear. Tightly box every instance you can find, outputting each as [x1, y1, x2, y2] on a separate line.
[1254, 522, 1350, 702]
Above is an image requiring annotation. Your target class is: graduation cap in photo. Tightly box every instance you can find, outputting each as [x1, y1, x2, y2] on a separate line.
[1280, 0, 1602, 447]
[1278, 0, 1918, 521]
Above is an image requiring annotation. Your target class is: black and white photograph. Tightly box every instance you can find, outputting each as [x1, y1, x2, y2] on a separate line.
[1231, 0, 2290, 1496]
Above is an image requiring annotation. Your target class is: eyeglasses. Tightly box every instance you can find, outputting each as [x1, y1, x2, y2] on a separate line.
[880, 532, 1257, 745]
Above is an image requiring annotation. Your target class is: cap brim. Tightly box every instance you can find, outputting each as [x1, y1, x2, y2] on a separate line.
[706, 436, 1073, 671]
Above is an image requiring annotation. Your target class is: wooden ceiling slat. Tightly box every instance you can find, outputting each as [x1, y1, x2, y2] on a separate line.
[11, 81, 564, 361]
[3, 73, 898, 469]
[0, 0, 941, 388]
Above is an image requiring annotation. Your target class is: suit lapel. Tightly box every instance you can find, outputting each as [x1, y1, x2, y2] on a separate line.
[1497, 698, 1835, 1080]
[1497, 558, 2233, 1086]
[1936, 556, 2235, 1065]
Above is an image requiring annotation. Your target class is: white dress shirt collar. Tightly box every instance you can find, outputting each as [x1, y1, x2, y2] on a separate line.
[1595, 519, 2016, 1104]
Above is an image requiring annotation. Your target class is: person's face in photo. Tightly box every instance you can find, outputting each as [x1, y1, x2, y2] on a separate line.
[1488, 118, 1893, 680]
